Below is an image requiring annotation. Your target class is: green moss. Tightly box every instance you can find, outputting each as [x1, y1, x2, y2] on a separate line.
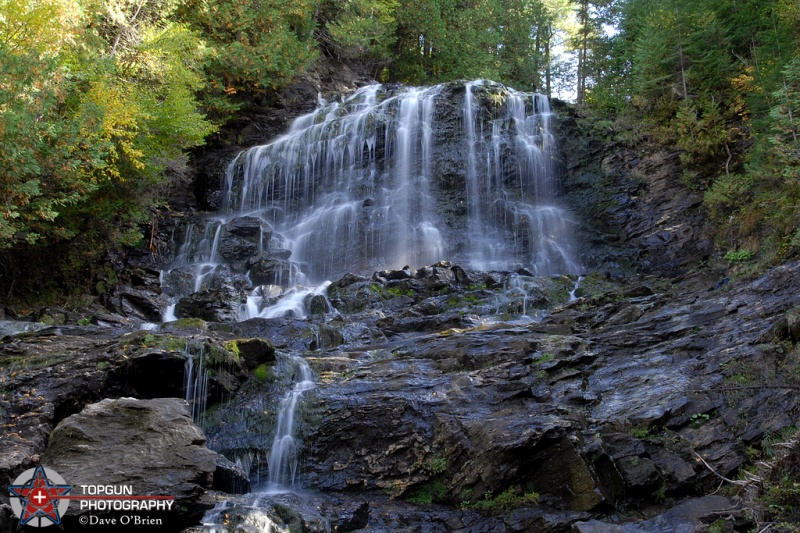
[386, 285, 413, 298]
[461, 487, 540, 515]
[253, 363, 273, 382]
[407, 481, 447, 504]
[0, 353, 71, 371]
[39, 315, 57, 326]
[166, 318, 208, 331]
[203, 341, 240, 366]
[223, 340, 242, 360]
[463, 293, 479, 304]
[161, 337, 187, 352]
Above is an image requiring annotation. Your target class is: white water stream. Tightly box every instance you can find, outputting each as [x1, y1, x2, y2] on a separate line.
[263, 355, 315, 492]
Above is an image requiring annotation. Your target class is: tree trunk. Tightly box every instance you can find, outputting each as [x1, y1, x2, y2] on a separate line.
[576, 0, 589, 105]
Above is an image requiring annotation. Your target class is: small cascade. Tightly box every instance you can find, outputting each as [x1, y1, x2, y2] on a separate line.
[199, 499, 286, 533]
[265, 355, 315, 492]
[184, 343, 210, 426]
[241, 282, 332, 320]
[569, 275, 584, 302]
[492, 274, 541, 322]
[162, 303, 177, 322]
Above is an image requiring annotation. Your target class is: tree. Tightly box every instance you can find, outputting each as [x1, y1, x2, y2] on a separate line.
[177, 0, 318, 118]
[573, 0, 613, 105]
[0, 0, 220, 306]
[320, 0, 398, 78]
[0, 0, 97, 247]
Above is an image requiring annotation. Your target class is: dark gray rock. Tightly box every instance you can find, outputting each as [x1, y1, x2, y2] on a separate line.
[218, 234, 259, 268]
[117, 288, 165, 321]
[247, 255, 292, 287]
[41, 398, 217, 529]
[335, 501, 369, 532]
[224, 216, 271, 239]
[573, 495, 736, 532]
[305, 294, 331, 315]
[213, 455, 251, 494]
[229, 337, 276, 370]
[175, 288, 240, 322]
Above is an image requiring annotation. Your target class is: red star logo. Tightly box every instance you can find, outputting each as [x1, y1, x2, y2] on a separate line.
[8, 466, 71, 526]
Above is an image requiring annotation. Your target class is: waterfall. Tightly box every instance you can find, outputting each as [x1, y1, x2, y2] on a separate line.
[162, 80, 581, 317]
[569, 275, 584, 302]
[265, 355, 315, 492]
[184, 343, 209, 426]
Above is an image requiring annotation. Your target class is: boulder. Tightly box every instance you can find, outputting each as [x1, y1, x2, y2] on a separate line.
[40, 398, 218, 530]
[246, 255, 292, 287]
[227, 338, 276, 370]
[175, 288, 240, 322]
[117, 288, 165, 322]
[218, 235, 259, 268]
[224, 216, 271, 239]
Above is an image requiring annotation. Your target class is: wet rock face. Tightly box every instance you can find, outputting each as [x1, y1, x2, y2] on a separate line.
[2, 261, 800, 531]
[41, 397, 218, 530]
[295, 261, 800, 529]
[556, 107, 714, 278]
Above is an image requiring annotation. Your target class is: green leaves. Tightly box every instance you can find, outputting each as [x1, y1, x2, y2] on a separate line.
[326, 0, 398, 64]
[0, 0, 215, 255]
[177, 0, 318, 116]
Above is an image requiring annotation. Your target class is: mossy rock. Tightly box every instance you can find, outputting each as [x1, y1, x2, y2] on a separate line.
[162, 318, 208, 332]
[252, 363, 274, 382]
[227, 338, 276, 370]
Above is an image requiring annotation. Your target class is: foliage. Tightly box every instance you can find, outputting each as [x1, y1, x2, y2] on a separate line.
[689, 412, 710, 428]
[0, 0, 237, 302]
[724, 249, 754, 263]
[585, 0, 800, 265]
[176, 0, 318, 119]
[461, 487, 540, 514]
[407, 480, 447, 504]
[0, 0, 95, 247]
[253, 364, 273, 383]
[315, 0, 577, 92]
[320, 0, 398, 77]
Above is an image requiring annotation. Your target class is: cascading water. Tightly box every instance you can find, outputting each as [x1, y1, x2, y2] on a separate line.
[569, 275, 584, 302]
[265, 355, 315, 492]
[184, 343, 209, 426]
[161, 80, 580, 320]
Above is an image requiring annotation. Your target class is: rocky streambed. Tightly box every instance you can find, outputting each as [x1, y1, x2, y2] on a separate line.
[2, 259, 799, 532]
